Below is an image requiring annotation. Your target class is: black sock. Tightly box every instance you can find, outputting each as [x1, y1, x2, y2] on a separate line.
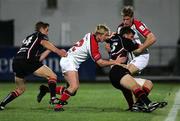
[0, 91, 19, 107]
[133, 88, 151, 106]
[48, 80, 56, 99]
[41, 85, 50, 92]
[121, 88, 134, 109]
[139, 94, 151, 106]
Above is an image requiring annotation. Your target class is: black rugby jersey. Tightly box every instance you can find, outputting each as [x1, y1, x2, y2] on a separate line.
[16, 32, 48, 59]
[106, 34, 139, 62]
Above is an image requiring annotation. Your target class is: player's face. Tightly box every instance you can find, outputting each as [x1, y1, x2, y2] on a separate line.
[99, 32, 110, 42]
[40, 27, 49, 35]
[124, 33, 134, 40]
[122, 16, 133, 27]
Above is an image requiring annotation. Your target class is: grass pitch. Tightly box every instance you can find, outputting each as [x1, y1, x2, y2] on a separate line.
[0, 82, 179, 121]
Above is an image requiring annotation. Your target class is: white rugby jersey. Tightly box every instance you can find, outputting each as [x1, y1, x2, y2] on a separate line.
[117, 19, 151, 44]
[117, 19, 151, 61]
[67, 33, 101, 66]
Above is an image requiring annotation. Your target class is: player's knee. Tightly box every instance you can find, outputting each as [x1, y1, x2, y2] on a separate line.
[16, 86, 26, 95]
[144, 80, 153, 89]
[68, 83, 79, 93]
[48, 74, 57, 81]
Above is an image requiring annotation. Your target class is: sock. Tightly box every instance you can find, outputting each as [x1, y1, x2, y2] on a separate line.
[121, 88, 134, 109]
[48, 78, 57, 99]
[133, 88, 151, 106]
[143, 86, 150, 96]
[56, 86, 65, 95]
[60, 90, 71, 102]
[55, 90, 71, 109]
[0, 90, 20, 107]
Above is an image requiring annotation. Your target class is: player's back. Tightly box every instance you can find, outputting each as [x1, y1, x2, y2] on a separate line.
[16, 32, 48, 60]
[108, 34, 138, 61]
[67, 33, 92, 65]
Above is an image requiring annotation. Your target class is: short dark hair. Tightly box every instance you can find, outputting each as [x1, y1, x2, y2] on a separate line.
[120, 26, 135, 36]
[35, 21, 49, 31]
[121, 6, 134, 17]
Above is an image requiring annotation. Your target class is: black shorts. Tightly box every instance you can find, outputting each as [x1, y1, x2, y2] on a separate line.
[12, 57, 43, 78]
[109, 65, 130, 90]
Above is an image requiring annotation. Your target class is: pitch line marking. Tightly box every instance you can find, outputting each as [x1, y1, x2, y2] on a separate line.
[164, 89, 180, 121]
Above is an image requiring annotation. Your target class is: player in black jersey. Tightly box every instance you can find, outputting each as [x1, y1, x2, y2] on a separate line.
[106, 27, 161, 112]
[0, 21, 67, 111]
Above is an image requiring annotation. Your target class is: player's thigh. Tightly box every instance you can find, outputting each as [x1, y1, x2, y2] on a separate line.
[60, 57, 78, 73]
[33, 65, 57, 79]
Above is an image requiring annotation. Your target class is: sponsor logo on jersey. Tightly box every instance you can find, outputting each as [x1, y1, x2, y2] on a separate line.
[139, 25, 145, 31]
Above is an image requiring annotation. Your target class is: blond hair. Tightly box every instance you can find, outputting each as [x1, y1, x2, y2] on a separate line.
[95, 24, 110, 35]
[121, 6, 134, 17]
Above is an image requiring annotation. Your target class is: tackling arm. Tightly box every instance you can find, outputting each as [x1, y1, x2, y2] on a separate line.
[40, 40, 67, 57]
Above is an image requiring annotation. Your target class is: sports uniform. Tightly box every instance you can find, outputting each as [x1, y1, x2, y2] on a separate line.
[117, 19, 150, 71]
[0, 21, 68, 111]
[107, 34, 139, 89]
[12, 32, 48, 78]
[60, 33, 101, 73]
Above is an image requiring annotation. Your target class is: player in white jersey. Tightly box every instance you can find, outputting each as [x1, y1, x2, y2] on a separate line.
[115, 6, 162, 111]
[117, 6, 156, 74]
[52, 24, 123, 111]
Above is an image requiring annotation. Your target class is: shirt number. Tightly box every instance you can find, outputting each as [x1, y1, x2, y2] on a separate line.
[22, 36, 32, 46]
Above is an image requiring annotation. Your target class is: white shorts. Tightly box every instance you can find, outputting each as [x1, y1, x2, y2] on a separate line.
[129, 54, 149, 71]
[134, 78, 146, 86]
[60, 56, 79, 73]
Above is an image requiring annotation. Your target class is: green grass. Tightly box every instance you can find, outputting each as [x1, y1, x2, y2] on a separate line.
[0, 82, 180, 121]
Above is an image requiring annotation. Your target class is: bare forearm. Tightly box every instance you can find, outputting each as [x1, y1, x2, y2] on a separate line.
[97, 59, 115, 67]
[39, 50, 51, 61]
[141, 33, 156, 50]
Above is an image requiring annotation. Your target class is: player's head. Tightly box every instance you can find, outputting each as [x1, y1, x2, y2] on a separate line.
[121, 6, 134, 27]
[95, 24, 110, 42]
[35, 21, 49, 35]
[120, 26, 135, 40]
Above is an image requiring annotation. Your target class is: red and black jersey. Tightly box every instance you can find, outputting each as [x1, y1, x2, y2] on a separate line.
[106, 34, 139, 62]
[16, 32, 48, 60]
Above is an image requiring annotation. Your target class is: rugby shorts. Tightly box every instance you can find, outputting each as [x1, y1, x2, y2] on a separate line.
[12, 57, 43, 78]
[129, 53, 149, 71]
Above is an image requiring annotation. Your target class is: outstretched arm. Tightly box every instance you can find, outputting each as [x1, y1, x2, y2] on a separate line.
[40, 40, 67, 57]
[39, 50, 51, 61]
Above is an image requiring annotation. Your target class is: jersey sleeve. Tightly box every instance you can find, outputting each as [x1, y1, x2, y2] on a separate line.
[125, 39, 139, 52]
[38, 32, 49, 41]
[89, 35, 101, 62]
[133, 19, 151, 37]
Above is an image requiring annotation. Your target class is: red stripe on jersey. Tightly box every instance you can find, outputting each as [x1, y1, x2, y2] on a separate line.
[133, 19, 151, 37]
[90, 34, 101, 62]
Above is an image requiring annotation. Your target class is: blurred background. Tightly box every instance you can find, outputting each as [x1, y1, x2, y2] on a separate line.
[0, 0, 180, 82]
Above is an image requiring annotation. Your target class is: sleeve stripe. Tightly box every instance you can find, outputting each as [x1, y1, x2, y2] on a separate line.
[90, 34, 101, 61]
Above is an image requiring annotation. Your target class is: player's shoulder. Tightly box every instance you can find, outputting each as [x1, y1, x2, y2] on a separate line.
[133, 18, 144, 24]
[111, 34, 121, 41]
[133, 18, 147, 28]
